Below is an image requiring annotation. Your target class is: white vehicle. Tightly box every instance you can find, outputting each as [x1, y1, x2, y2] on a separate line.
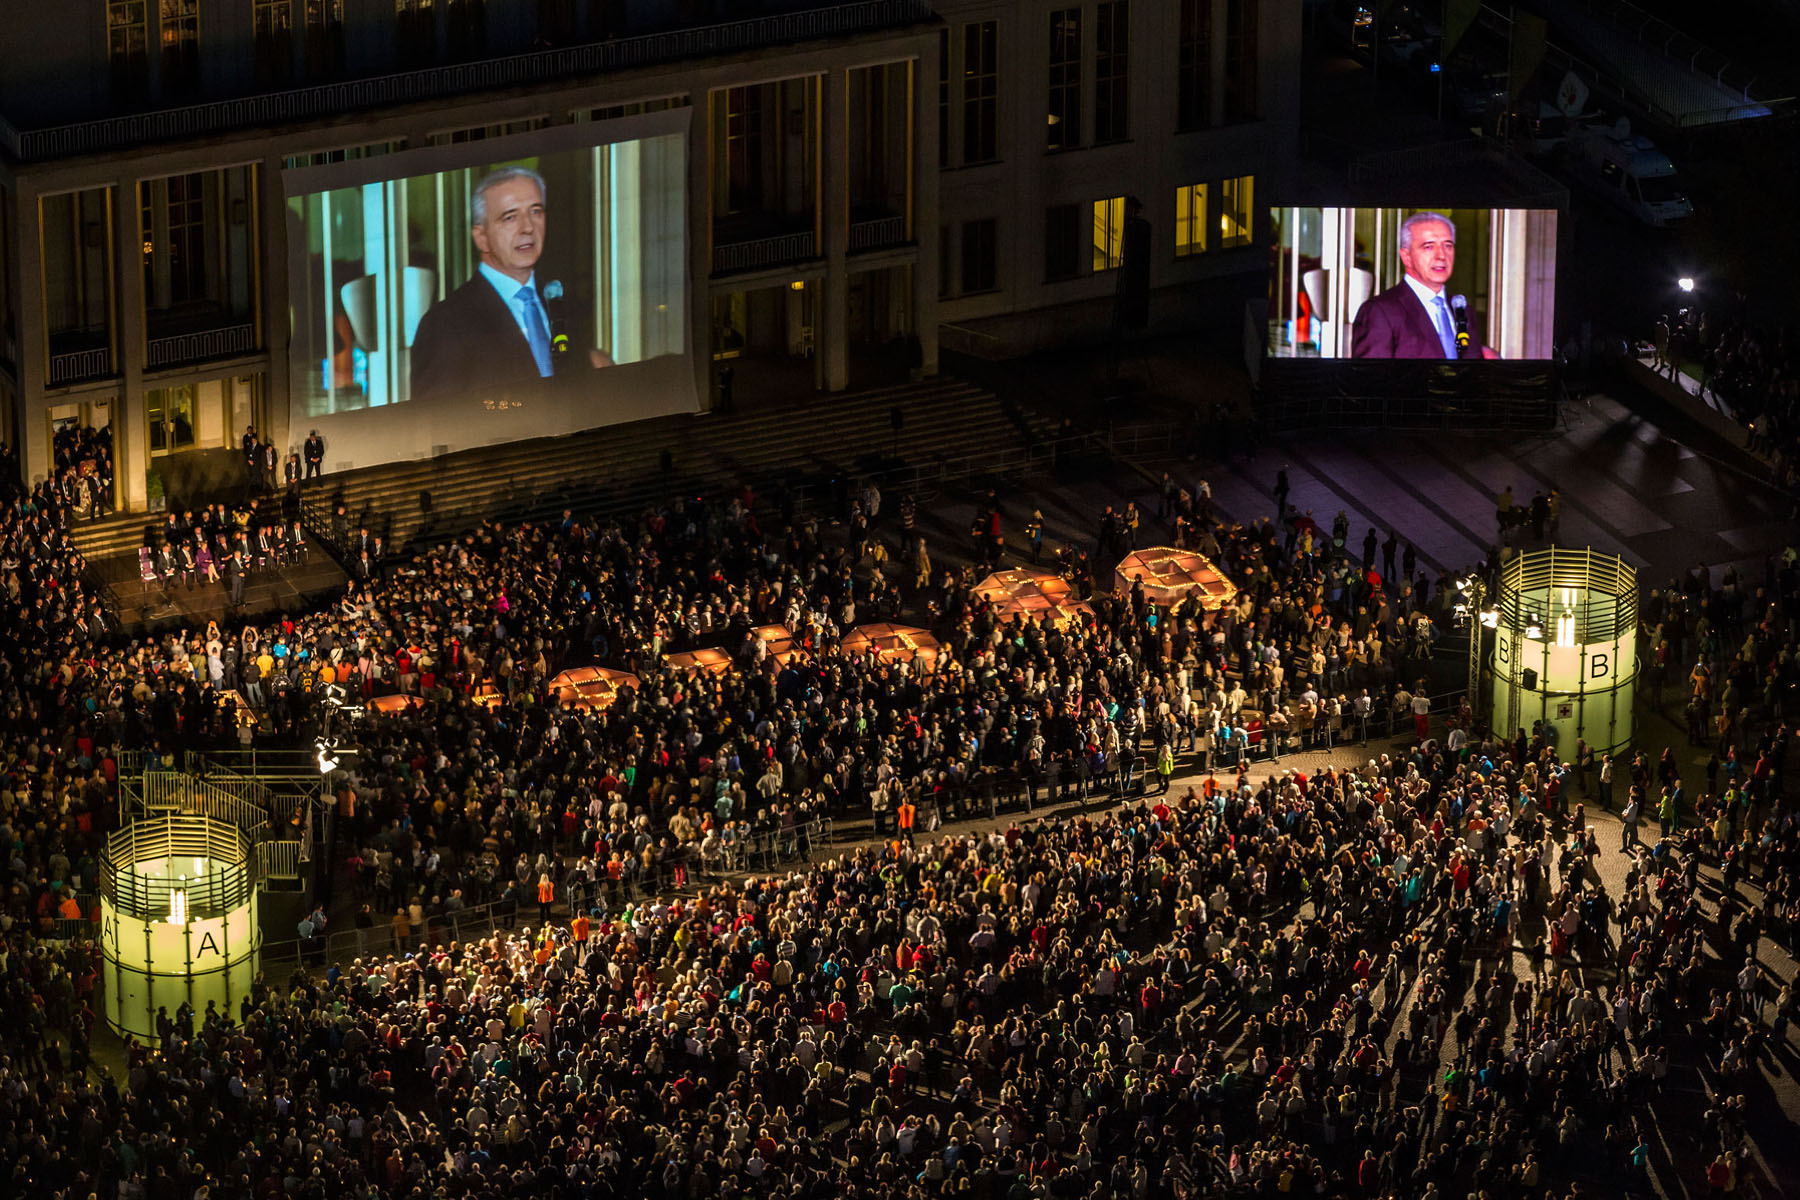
[1561, 118, 1693, 227]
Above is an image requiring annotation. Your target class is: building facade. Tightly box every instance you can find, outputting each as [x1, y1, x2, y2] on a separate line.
[0, 0, 1297, 512]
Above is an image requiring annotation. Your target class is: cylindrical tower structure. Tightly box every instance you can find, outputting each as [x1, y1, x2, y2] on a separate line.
[1489, 546, 1637, 758]
[100, 814, 260, 1042]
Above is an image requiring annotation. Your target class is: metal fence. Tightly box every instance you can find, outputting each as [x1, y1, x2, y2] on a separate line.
[848, 215, 909, 253]
[712, 230, 818, 274]
[257, 840, 305, 881]
[137, 770, 272, 833]
[48, 347, 115, 387]
[101, 815, 254, 921]
[258, 816, 838, 970]
[146, 323, 259, 370]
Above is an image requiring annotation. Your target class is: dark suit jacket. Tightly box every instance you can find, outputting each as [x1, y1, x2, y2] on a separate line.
[1350, 283, 1485, 360]
[409, 273, 589, 404]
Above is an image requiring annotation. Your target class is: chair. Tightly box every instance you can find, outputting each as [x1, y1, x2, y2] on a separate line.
[138, 547, 157, 585]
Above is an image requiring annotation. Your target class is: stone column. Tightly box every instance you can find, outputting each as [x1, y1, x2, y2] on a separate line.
[820, 66, 850, 393]
[116, 176, 150, 512]
[14, 183, 48, 490]
[911, 51, 939, 377]
[260, 156, 293, 455]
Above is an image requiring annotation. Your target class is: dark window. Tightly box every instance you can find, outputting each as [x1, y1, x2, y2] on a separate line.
[938, 225, 951, 299]
[1044, 204, 1083, 281]
[536, 0, 576, 46]
[303, 0, 345, 78]
[960, 218, 997, 294]
[253, 0, 293, 86]
[1224, 0, 1259, 122]
[937, 28, 951, 168]
[1094, 2, 1130, 144]
[1178, 0, 1212, 132]
[142, 173, 206, 310]
[396, 0, 435, 69]
[446, 0, 485, 60]
[107, 1, 150, 105]
[159, 0, 201, 99]
[1047, 9, 1081, 151]
[139, 167, 258, 333]
[962, 21, 998, 164]
[725, 87, 765, 213]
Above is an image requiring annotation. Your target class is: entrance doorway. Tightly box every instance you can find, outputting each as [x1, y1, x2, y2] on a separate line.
[710, 281, 821, 406]
[144, 374, 266, 508]
[847, 265, 916, 387]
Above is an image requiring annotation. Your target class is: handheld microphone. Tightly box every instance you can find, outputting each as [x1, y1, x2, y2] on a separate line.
[1450, 294, 1470, 349]
[544, 280, 570, 356]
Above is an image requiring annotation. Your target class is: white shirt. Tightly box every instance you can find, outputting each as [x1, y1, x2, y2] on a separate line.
[476, 262, 552, 374]
[1402, 272, 1456, 359]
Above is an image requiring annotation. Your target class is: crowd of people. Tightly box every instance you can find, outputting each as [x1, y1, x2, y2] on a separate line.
[1651, 304, 1800, 513]
[51, 423, 115, 522]
[0, 436, 1797, 1200]
[140, 496, 311, 605]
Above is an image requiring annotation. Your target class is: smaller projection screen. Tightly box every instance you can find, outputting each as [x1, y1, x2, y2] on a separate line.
[282, 110, 697, 470]
[1266, 207, 1558, 362]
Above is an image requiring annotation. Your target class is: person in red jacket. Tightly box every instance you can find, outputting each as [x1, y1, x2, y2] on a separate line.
[1139, 979, 1162, 1032]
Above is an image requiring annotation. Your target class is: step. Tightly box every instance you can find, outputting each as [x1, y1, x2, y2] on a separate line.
[273, 374, 1037, 554]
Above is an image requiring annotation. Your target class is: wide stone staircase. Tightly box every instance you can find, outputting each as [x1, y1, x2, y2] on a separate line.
[295, 374, 1065, 557]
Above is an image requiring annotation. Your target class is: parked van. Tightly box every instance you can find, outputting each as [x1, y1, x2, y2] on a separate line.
[1560, 119, 1693, 227]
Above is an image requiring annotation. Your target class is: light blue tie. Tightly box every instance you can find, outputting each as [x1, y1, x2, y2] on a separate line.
[1432, 294, 1458, 360]
[516, 284, 554, 377]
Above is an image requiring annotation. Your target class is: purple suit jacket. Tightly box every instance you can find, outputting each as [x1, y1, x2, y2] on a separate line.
[1350, 283, 1483, 360]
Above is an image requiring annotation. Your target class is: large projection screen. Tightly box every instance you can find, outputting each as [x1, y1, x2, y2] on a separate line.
[282, 110, 696, 470]
[1267, 207, 1558, 361]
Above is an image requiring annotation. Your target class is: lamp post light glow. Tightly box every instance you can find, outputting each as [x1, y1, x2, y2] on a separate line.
[1677, 276, 1695, 293]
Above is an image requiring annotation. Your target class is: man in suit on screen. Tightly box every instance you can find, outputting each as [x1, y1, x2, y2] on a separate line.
[1350, 211, 1498, 360]
[410, 166, 614, 403]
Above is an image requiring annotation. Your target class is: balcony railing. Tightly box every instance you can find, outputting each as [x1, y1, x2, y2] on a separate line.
[713, 230, 818, 274]
[146, 323, 259, 370]
[848, 214, 908, 252]
[0, 0, 936, 162]
[48, 347, 115, 387]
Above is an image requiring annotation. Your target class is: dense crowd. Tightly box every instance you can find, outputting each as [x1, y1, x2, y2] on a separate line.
[0, 441, 1798, 1200]
[1653, 305, 1800, 512]
[141, 496, 312, 602]
[51, 423, 114, 522]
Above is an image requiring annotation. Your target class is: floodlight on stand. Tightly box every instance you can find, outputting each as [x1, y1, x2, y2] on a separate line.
[1525, 615, 1544, 639]
[1479, 608, 1499, 629]
[1677, 276, 1695, 293]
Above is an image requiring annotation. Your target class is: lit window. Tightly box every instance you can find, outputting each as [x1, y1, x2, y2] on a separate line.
[1175, 183, 1207, 258]
[1092, 196, 1125, 273]
[1219, 174, 1254, 248]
